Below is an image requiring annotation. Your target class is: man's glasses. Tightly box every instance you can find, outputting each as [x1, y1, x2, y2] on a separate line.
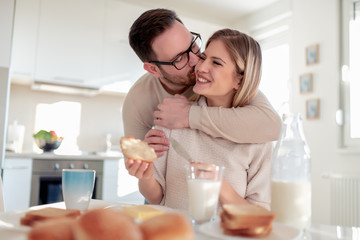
[149, 32, 202, 70]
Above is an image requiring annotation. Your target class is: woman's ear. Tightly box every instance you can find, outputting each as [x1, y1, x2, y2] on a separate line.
[233, 75, 243, 91]
[144, 62, 161, 78]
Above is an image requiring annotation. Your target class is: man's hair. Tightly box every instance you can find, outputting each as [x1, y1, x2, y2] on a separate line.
[207, 29, 262, 107]
[129, 8, 183, 63]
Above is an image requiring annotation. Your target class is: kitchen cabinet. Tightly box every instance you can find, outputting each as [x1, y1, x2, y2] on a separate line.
[34, 0, 105, 88]
[10, 0, 40, 81]
[2, 158, 32, 211]
[102, 158, 142, 204]
[11, 0, 144, 90]
[102, 1, 144, 87]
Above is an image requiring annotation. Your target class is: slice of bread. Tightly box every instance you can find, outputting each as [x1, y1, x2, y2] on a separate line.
[28, 217, 76, 240]
[120, 137, 157, 163]
[220, 204, 275, 238]
[223, 224, 273, 238]
[20, 207, 81, 226]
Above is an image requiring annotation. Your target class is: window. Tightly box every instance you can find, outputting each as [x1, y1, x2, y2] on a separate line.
[341, 0, 360, 148]
[249, 14, 291, 118]
[260, 43, 290, 116]
[34, 101, 82, 154]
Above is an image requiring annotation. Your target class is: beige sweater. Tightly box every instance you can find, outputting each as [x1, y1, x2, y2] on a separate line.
[122, 73, 281, 143]
[153, 97, 273, 211]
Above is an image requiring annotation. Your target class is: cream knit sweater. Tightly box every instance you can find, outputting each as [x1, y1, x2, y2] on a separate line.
[153, 97, 273, 211]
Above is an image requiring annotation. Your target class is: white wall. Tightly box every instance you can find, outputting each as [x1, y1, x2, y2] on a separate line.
[291, 0, 340, 225]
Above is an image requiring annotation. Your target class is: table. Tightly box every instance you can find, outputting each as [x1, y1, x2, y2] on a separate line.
[0, 200, 359, 240]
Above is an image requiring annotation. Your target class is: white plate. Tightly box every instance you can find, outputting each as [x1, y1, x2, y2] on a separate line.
[0, 210, 31, 240]
[198, 220, 303, 240]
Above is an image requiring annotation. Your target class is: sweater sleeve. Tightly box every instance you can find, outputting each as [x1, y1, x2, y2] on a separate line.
[245, 142, 273, 210]
[122, 74, 160, 140]
[122, 91, 151, 140]
[188, 91, 281, 144]
[152, 126, 170, 205]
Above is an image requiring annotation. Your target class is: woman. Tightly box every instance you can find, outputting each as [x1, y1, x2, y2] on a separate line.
[126, 29, 272, 210]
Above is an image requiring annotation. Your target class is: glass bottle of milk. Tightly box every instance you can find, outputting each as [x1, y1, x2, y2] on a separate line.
[271, 113, 311, 231]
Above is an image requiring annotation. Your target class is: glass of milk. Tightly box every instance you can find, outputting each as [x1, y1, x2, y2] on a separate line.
[186, 163, 224, 225]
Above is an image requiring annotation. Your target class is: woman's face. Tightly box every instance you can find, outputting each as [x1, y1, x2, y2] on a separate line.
[193, 40, 240, 107]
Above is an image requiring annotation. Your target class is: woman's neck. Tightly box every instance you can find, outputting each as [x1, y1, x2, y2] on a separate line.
[205, 95, 233, 108]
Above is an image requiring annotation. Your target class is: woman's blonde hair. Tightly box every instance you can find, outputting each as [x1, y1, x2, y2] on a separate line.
[192, 29, 262, 107]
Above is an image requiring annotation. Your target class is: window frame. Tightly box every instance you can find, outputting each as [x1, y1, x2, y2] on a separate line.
[340, 0, 360, 149]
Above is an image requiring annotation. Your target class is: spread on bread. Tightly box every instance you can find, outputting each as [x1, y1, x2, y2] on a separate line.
[123, 205, 164, 219]
[120, 137, 157, 163]
[220, 204, 275, 238]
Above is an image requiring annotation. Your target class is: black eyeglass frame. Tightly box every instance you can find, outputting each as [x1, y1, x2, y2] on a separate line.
[149, 32, 202, 70]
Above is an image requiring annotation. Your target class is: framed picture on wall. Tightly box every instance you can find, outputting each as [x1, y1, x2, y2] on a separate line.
[306, 98, 320, 119]
[305, 44, 319, 65]
[300, 73, 313, 94]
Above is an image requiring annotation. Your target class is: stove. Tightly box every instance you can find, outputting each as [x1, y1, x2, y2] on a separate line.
[30, 158, 103, 206]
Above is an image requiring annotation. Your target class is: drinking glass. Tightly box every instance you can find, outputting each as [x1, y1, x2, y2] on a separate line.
[62, 169, 95, 211]
[186, 163, 224, 225]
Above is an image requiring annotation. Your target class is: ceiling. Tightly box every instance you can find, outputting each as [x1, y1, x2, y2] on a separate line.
[118, 0, 280, 25]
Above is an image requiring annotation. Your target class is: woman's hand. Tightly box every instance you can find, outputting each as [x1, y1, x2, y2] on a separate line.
[125, 159, 154, 180]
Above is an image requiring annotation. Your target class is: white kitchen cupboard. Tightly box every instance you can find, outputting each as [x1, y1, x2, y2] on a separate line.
[34, 0, 105, 88]
[2, 158, 32, 211]
[10, 0, 40, 81]
[102, 1, 145, 87]
[102, 158, 143, 204]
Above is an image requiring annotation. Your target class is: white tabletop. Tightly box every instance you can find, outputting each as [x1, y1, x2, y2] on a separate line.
[0, 200, 358, 240]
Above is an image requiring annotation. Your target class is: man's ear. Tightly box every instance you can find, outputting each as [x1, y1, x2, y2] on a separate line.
[144, 62, 161, 78]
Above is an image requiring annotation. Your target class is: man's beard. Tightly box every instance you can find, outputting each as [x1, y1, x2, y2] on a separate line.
[159, 66, 196, 87]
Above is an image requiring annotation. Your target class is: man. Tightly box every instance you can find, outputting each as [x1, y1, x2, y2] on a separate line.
[123, 8, 281, 158]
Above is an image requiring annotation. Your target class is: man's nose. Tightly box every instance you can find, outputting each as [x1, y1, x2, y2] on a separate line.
[188, 51, 200, 67]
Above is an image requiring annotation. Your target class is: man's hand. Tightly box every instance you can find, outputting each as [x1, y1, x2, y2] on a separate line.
[154, 94, 191, 129]
[144, 128, 169, 157]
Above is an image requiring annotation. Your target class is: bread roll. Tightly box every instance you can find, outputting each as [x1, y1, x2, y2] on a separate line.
[120, 137, 157, 163]
[20, 207, 81, 226]
[73, 208, 143, 240]
[28, 217, 76, 240]
[139, 213, 193, 240]
[220, 204, 275, 238]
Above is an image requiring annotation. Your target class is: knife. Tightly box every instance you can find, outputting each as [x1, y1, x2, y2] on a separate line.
[169, 136, 193, 163]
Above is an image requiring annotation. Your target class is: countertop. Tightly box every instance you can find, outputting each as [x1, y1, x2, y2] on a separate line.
[5, 151, 124, 160]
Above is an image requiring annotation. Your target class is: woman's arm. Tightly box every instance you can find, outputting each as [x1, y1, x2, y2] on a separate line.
[125, 159, 163, 204]
[219, 179, 251, 205]
[138, 174, 163, 204]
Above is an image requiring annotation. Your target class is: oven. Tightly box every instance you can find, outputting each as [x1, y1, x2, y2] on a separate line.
[30, 158, 103, 206]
